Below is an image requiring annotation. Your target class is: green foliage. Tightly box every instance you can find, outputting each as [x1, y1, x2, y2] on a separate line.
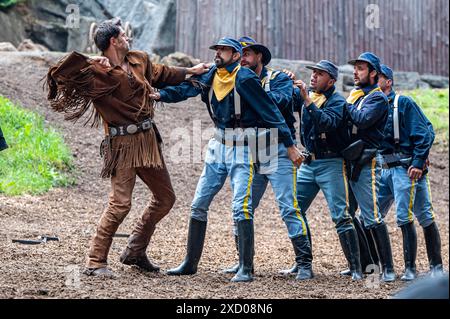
[0, 0, 22, 9]
[0, 95, 76, 196]
[404, 89, 449, 143]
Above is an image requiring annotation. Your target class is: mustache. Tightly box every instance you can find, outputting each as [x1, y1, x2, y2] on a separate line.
[214, 55, 225, 66]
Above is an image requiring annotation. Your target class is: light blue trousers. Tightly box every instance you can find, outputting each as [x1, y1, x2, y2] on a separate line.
[191, 138, 255, 222]
[349, 155, 385, 228]
[296, 158, 354, 234]
[378, 166, 435, 227]
[232, 143, 308, 239]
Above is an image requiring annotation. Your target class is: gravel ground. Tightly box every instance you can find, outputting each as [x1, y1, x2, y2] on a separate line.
[0, 52, 448, 299]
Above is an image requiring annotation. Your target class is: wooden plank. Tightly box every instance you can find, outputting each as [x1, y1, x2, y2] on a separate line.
[175, 0, 449, 75]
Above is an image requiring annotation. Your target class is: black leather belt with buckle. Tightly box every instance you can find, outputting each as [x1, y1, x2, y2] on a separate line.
[382, 153, 412, 169]
[213, 133, 249, 146]
[109, 118, 154, 137]
[310, 151, 340, 160]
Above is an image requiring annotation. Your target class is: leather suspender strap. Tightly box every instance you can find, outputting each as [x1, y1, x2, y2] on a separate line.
[207, 86, 219, 127]
[393, 94, 401, 148]
[208, 85, 241, 128]
[234, 87, 241, 128]
[263, 70, 273, 92]
[352, 90, 377, 136]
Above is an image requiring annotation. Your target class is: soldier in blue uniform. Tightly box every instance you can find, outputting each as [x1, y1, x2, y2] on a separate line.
[291, 60, 364, 280]
[151, 37, 303, 282]
[221, 37, 310, 280]
[345, 52, 395, 282]
[378, 64, 443, 280]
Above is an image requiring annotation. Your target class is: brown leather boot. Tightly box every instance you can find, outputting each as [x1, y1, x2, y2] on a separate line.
[119, 247, 160, 272]
[119, 227, 160, 272]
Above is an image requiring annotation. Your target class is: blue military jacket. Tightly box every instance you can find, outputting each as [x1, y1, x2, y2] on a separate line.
[294, 85, 351, 155]
[381, 90, 435, 169]
[346, 84, 389, 149]
[159, 62, 295, 147]
[260, 67, 296, 142]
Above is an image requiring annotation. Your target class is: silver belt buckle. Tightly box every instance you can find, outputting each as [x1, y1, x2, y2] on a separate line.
[142, 120, 152, 130]
[126, 124, 138, 134]
[109, 127, 118, 137]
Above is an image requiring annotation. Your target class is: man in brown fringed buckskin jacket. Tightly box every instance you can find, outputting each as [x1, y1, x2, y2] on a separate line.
[46, 18, 209, 278]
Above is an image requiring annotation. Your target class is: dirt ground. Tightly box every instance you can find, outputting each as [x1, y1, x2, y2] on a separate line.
[0, 52, 448, 299]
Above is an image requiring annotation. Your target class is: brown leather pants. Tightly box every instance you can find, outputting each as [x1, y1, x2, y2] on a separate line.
[86, 164, 175, 269]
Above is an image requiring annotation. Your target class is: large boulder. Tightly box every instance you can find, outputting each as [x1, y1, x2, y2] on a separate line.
[0, 51, 67, 67]
[338, 64, 354, 75]
[17, 39, 49, 52]
[66, 16, 97, 53]
[0, 0, 176, 55]
[393, 72, 421, 90]
[420, 74, 449, 89]
[0, 42, 17, 52]
[98, 0, 177, 56]
[268, 58, 316, 82]
[0, 3, 28, 47]
[160, 52, 200, 67]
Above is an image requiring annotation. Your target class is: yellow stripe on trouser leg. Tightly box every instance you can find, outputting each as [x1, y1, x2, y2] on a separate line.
[371, 158, 380, 223]
[292, 165, 307, 235]
[426, 175, 435, 219]
[242, 160, 254, 220]
[342, 160, 350, 217]
[408, 179, 416, 222]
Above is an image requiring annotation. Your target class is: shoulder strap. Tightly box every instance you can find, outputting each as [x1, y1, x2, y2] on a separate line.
[209, 83, 242, 128]
[263, 70, 273, 92]
[208, 67, 242, 128]
[234, 87, 241, 128]
[352, 88, 380, 136]
[208, 86, 219, 127]
[393, 94, 401, 148]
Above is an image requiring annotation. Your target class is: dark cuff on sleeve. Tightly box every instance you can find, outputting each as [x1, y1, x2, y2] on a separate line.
[412, 158, 425, 169]
[281, 135, 295, 148]
[158, 90, 169, 103]
[174, 67, 188, 83]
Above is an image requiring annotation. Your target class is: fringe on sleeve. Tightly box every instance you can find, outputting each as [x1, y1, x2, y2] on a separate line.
[46, 52, 120, 127]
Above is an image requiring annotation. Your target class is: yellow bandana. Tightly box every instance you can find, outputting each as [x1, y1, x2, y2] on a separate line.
[347, 87, 381, 105]
[212, 65, 241, 102]
[309, 92, 328, 108]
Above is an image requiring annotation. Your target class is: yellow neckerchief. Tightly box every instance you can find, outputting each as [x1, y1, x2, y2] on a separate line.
[260, 67, 279, 86]
[212, 64, 241, 102]
[347, 87, 382, 106]
[309, 91, 328, 108]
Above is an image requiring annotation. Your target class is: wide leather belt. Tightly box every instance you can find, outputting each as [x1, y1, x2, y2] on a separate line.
[382, 153, 412, 169]
[213, 128, 279, 147]
[310, 151, 341, 160]
[213, 132, 249, 146]
[109, 118, 154, 137]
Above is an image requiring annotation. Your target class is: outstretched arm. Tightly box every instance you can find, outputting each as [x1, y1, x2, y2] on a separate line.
[147, 53, 210, 89]
[151, 80, 204, 103]
[46, 51, 116, 124]
[150, 68, 214, 103]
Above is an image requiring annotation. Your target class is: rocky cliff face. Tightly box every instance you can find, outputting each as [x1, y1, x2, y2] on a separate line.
[0, 0, 176, 54]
